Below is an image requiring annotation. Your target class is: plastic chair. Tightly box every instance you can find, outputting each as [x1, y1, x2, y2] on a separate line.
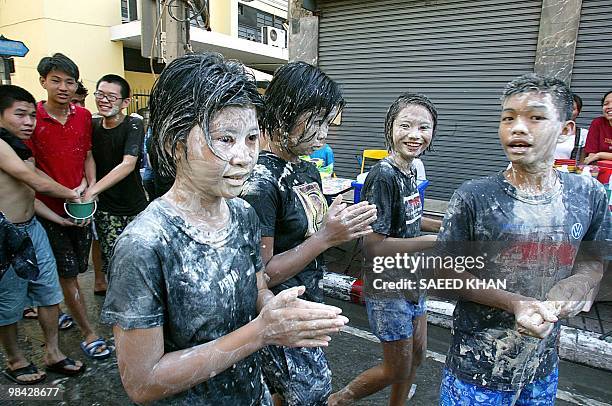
[360, 149, 389, 174]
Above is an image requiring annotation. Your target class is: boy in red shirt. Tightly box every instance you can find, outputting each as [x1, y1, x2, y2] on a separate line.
[28, 53, 111, 359]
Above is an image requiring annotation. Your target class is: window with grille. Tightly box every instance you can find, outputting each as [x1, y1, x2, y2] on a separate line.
[121, 0, 138, 23]
[237, 3, 286, 45]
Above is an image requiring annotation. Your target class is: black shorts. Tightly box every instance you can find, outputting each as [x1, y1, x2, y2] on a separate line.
[38, 217, 92, 278]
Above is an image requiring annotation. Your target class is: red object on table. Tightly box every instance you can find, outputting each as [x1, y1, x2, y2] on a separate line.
[597, 160, 612, 184]
[349, 278, 364, 305]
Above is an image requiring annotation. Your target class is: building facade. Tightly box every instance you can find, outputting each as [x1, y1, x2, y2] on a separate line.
[0, 0, 288, 112]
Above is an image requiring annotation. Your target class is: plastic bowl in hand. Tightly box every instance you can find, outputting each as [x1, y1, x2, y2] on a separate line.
[64, 201, 97, 221]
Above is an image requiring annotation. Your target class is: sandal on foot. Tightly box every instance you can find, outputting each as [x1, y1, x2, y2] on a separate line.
[3, 363, 46, 385]
[93, 289, 106, 296]
[58, 312, 74, 330]
[46, 358, 85, 376]
[80, 337, 112, 360]
[22, 307, 38, 320]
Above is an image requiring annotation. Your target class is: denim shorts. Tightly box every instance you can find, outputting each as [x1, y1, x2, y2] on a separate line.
[365, 295, 427, 342]
[439, 367, 559, 406]
[0, 217, 63, 326]
[261, 345, 332, 406]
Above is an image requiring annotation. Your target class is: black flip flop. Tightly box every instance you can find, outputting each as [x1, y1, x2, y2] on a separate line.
[46, 358, 86, 376]
[94, 290, 106, 296]
[3, 363, 46, 385]
[22, 308, 38, 320]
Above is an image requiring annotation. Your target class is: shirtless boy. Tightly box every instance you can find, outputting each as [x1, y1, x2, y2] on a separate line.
[0, 85, 85, 384]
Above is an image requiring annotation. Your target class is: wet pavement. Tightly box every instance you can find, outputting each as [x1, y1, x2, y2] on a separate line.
[1, 267, 611, 405]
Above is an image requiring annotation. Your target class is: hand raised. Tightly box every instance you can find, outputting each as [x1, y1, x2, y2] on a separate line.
[318, 196, 377, 247]
[546, 275, 593, 318]
[257, 286, 349, 348]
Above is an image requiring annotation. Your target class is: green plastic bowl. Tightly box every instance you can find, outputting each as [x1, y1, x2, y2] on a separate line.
[64, 201, 97, 220]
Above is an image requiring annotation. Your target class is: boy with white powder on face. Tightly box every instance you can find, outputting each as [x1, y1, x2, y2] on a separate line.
[83, 75, 148, 281]
[100, 53, 349, 405]
[436, 74, 610, 405]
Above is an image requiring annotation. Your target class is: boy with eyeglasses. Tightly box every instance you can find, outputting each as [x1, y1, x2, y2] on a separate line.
[28, 53, 112, 360]
[83, 75, 147, 287]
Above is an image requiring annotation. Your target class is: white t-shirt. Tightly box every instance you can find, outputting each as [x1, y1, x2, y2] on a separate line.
[554, 133, 575, 159]
[412, 158, 427, 181]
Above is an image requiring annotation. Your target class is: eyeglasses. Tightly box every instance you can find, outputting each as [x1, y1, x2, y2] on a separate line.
[93, 91, 124, 103]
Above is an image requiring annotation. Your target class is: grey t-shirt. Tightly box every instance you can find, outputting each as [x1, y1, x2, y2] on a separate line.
[101, 198, 269, 405]
[438, 171, 610, 391]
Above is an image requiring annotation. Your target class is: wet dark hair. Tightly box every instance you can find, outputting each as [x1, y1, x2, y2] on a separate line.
[384, 92, 438, 153]
[97, 74, 131, 99]
[37, 53, 79, 80]
[0, 85, 36, 115]
[601, 90, 612, 106]
[572, 92, 582, 113]
[502, 73, 572, 121]
[263, 61, 344, 145]
[75, 81, 88, 97]
[149, 52, 264, 177]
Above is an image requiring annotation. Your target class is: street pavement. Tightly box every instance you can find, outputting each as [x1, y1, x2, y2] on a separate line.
[1, 268, 611, 405]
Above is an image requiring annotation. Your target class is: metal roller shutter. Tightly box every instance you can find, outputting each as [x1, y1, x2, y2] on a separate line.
[570, 0, 612, 132]
[318, 0, 542, 200]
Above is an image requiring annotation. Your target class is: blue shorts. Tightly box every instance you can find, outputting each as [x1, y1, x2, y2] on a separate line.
[0, 217, 63, 326]
[439, 367, 559, 406]
[261, 345, 331, 406]
[365, 296, 427, 342]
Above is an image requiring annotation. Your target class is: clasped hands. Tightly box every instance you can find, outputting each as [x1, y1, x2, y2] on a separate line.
[513, 275, 593, 338]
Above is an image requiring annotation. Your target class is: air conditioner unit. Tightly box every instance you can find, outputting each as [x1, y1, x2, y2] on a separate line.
[261, 26, 286, 48]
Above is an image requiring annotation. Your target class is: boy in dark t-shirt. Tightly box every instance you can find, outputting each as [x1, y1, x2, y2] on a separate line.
[330, 93, 442, 406]
[83, 75, 148, 280]
[437, 74, 610, 405]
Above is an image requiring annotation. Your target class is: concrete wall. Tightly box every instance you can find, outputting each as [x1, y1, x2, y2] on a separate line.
[210, 0, 235, 35]
[124, 70, 156, 94]
[534, 0, 582, 83]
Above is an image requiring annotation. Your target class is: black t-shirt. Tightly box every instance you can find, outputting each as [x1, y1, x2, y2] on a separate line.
[101, 198, 269, 405]
[438, 171, 611, 391]
[240, 151, 328, 303]
[92, 116, 148, 215]
[361, 158, 424, 301]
